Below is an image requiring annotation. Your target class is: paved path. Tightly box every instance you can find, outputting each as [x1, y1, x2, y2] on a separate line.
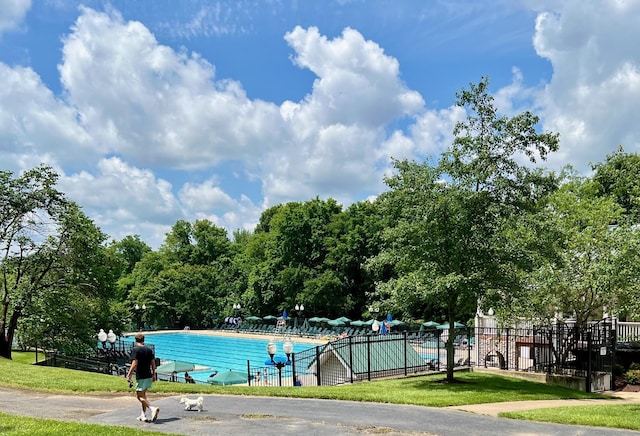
[1, 386, 639, 435]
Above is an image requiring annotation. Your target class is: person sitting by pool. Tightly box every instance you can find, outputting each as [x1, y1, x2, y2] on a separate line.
[184, 372, 195, 383]
[294, 375, 302, 387]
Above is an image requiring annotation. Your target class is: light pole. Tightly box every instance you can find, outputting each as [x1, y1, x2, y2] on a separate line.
[294, 303, 304, 329]
[266, 337, 294, 386]
[134, 304, 146, 331]
[97, 328, 117, 372]
[369, 305, 380, 334]
[233, 303, 242, 329]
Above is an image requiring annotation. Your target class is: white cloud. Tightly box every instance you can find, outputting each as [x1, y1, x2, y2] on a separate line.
[532, 1, 640, 171]
[0, 0, 31, 36]
[257, 26, 425, 207]
[58, 7, 284, 170]
[0, 63, 93, 173]
[7, 2, 640, 251]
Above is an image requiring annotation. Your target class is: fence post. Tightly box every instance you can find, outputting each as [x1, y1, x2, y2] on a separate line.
[403, 331, 408, 376]
[586, 331, 592, 393]
[366, 335, 372, 381]
[467, 327, 471, 366]
[291, 355, 296, 387]
[506, 328, 510, 370]
[611, 324, 617, 391]
[348, 336, 354, 383]
[315, 346, 321, 387]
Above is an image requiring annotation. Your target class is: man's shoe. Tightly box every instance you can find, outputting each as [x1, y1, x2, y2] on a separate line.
[136, 413, 147, 422]
[151, 406, 160, 422]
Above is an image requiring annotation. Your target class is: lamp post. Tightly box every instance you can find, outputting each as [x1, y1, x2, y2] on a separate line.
[97, 328, 118, 373]
[134, 304, 146, 331]
[232, 303, 242, 329]
[266, 337, 294, 386]
[294, 303, 304, 329]
[369, 305, 380, 334]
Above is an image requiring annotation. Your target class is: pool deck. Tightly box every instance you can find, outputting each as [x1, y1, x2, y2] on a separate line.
[125, 328, 330, 345]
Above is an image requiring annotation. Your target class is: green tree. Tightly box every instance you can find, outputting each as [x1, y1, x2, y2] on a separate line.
[0, 165, 114, 358]
[592, 147, 640, 223]
[522, 175, 640, 325]
[374, 77, 559, 381]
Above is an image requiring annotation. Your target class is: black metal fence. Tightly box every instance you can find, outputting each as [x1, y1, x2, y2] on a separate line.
[263, 330, 473, 387]
[475, 320, 616, 392]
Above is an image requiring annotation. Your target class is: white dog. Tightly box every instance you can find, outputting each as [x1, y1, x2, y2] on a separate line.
[180, 396, 204, 412]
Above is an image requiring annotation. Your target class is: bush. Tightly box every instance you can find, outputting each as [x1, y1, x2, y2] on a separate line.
[625, 369, 640, 385]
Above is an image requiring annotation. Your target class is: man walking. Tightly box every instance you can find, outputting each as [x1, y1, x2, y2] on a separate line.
[126, 333, 160, 422]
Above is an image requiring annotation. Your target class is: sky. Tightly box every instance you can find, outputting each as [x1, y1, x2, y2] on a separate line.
[1, 0, 639, 249]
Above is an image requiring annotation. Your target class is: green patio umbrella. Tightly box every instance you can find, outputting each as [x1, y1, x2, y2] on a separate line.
[389, 319, 406, 326]
[245, 316, 262, 322]
[364, 319, 376, 325]
[437, 321, 466, 329]
[262, 315, 278, 321]
[309, 317, 330, 323]
[328, 319, 346, 327]
[422, 321, 440, 328]
[335, 316, 352, 323]
[156, 360, 196, 374]
[208, 369, 249, 386]
[350, 320, 366, 326]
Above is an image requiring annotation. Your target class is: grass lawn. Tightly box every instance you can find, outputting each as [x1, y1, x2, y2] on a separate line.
[502, 404, 640, 431]
[0, 351, 624, 432]
[0, 411, 177, 436]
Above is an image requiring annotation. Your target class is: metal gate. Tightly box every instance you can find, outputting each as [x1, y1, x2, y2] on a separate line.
[532, 319, 615, 392]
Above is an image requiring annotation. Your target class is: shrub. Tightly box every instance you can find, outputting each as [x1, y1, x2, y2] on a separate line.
[630, 362, 640, 371]
[625, 369, 640, 385]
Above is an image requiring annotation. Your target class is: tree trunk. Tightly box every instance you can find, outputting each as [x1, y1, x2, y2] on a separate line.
[0, 310, 19, 360]
[445, 314, 456, 382]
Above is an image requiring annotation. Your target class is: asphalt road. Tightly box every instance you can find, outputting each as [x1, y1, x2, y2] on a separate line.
[1, 387, 639, 435]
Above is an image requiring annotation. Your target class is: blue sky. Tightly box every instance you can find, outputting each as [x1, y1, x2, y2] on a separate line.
[1, 1, 639, 248]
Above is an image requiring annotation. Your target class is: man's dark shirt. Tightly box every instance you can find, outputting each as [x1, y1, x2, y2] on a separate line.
[130, 345, 154, 380]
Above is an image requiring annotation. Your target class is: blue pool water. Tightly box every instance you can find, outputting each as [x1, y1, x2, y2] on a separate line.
[126, 333, 318, 383]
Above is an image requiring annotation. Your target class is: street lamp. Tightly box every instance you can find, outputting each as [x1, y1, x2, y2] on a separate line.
[369, 305, 380, 334]
[294, 303, 304, 329]
[266, 337, 294, 386]
[97, 328, 118, 373]
[134, 304, 146, 331]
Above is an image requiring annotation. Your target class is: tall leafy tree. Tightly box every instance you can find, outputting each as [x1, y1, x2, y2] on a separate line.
[374, 77, 559, 381]
[592, 147, 640, 223]
[522, 175, 640, 325]
[0, 165, 113, 358]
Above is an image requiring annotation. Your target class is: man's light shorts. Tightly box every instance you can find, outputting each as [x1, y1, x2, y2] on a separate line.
[136, 378, 153, 391]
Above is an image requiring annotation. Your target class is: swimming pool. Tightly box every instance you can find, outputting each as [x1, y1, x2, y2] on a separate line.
[127, 332, 318, 383]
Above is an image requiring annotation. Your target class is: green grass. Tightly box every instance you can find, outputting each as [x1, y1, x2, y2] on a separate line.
[0, 411, 177, 435]
[0, 353, 604, 405]
[0, 352, 620, 432]
[502, 404, 640, 431]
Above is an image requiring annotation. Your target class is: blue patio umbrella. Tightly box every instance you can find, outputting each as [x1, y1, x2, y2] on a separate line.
[282, 309, 288, 320]
[380, 321, 388, 335]
[387, 313, 393, 322]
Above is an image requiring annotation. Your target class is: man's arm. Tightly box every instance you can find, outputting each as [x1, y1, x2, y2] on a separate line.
[127, 360, 138, 382]
[151, 355, 157, 381]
